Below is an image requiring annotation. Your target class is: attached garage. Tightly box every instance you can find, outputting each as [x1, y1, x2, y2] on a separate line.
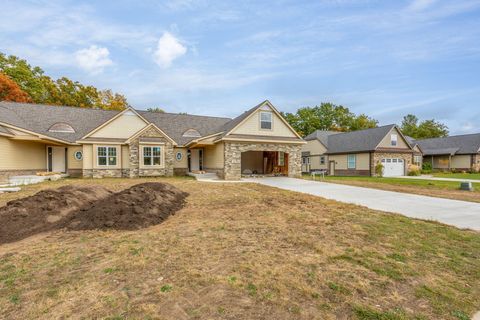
[381, 158, 405, 177]
[241, 151, 288, 176]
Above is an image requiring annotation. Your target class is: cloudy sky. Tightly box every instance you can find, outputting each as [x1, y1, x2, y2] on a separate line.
[1, 0, 479, 134]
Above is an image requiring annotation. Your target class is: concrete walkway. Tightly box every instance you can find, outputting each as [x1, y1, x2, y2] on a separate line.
[244, 177, 480, 231]
[395, 175, 480, 184]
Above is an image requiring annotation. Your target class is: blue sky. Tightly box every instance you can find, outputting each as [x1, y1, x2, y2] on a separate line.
[1, 0, 479, 134]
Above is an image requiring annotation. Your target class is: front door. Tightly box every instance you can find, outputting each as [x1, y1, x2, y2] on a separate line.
[189, 149, 203, 172]
[48, 146, 66, 173]
[329, 161, 335, 175]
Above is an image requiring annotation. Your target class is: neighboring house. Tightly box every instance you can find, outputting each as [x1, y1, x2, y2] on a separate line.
[302, 125, 415, 177]
[414, 133, 480, 171]
[301, 131, 340, 173]
[0, 100, 305, 182]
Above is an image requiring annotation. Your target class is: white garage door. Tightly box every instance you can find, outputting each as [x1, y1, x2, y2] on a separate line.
[381, 158, 404, 177]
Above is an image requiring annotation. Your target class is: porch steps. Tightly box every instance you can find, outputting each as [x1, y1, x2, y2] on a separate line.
[187, 172, 219, 181]
[8, 174, 68, 186]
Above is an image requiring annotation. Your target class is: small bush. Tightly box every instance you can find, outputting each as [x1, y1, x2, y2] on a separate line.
[375, 163, 384, 177]
[422, 162, 432, 171]
[408, 164, 421, 176]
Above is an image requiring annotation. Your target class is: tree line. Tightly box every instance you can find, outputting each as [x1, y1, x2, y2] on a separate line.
[282, 103, 448, 139]
[0, 53, 128, 110]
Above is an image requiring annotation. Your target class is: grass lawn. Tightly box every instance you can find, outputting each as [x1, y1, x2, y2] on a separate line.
[1, 177, 479, 319]
[432, 173, 480, 180]
[306, 175, 480, 203]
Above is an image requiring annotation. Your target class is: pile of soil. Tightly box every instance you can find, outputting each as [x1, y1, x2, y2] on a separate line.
[61, 182, 188, 231]
[0, 182, 188, 244]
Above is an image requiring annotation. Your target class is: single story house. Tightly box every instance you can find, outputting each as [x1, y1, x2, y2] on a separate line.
[302, 124, 415, 177]
[414, 133, 480, 171]
[0, 100, 305, 183]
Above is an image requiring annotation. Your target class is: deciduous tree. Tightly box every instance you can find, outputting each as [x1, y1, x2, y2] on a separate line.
[400, 114, 448, 139]
[0, 72, 32, 102]
[282, 102, 378, 136]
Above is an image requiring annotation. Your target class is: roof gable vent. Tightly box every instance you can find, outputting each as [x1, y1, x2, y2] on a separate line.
[182, 128, 201, 138]
[48, 122, 75, 133]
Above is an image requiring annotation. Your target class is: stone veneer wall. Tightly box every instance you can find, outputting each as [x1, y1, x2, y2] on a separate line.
[223, 142, 302, 180]
[371, 152, 413, 176]
[128, 127, 174, 178]
[67, 169, 82, 178]
[472, 154, 480, 172]
[82, 169, 123, 178]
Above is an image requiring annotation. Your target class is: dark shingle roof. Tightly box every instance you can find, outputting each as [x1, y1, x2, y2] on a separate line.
[325, 124, 397, 154]
[138, 111, 231, 146]
[0, 124, 13, 135]
[0, 102, 232, 145]
[415, 133, 480, 155]
[304, 130, 341, 146]
[0, 102, 120, 143]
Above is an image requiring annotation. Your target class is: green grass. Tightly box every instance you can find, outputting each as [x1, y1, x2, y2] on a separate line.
[318, 175, 480, 190]
[432, 173, 480, 180]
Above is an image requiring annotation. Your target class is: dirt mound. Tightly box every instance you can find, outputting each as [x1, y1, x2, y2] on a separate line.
[61, 182, 188, 231]
[0, 183, 188, 244]
[0, 185, 112, 244]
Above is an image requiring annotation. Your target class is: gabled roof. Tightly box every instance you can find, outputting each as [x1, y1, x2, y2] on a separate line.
[139, 111, 231, 146]
[325, 124, 399, 154]
[304, 130, 341, 147]
[415, 133, 480, 155]
[216, 100, 268, 137]
[215, 100, 303, 140]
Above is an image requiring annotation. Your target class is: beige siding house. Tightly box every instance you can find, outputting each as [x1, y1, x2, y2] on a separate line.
[0, 100, 305, 182]
[414, 133, 480, 171]
[302, 125, 415, 177]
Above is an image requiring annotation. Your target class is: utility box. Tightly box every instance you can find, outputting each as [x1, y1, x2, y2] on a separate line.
[460, 181, 474, 191]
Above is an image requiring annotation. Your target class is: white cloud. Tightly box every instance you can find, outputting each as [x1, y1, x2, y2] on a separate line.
[75, 45, 113, 73]
[407, 0, 438, 11]
[153, 32, 187, 68]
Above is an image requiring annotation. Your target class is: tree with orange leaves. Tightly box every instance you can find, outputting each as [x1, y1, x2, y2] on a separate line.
[0, 72, 32, 103]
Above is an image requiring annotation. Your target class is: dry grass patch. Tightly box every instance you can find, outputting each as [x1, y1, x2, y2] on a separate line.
[0, 177, 479, 320]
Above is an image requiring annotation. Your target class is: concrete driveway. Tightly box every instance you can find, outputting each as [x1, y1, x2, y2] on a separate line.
[244, 177, 480, 231]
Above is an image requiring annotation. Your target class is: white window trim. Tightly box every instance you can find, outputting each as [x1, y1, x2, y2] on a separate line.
[74, 151, 83, 161]
[259, 111, 273, 131]
[347, 154, 356, 169]
[140, 145, 165, 168]
[97, 146, 117, 167]
[320, 156, 325, 165]
[391, 134, 398, 146]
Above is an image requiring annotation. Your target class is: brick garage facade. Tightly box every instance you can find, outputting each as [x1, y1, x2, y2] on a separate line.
[371, 152, 413, 176]
[223, 142, 302, 180]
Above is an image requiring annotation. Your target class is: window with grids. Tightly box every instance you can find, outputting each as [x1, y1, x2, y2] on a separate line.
[260, 112, 272, 129]
[97, 147, 117, 166]
[347, 154, 356, 169]
[143, 146, 162, 166]
[391, 134, 398, 146]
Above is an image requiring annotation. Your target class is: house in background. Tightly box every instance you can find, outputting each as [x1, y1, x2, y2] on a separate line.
[414, 133, 480, 171]
[0, 100, 305, 183]
[302, 125, 415, 177]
